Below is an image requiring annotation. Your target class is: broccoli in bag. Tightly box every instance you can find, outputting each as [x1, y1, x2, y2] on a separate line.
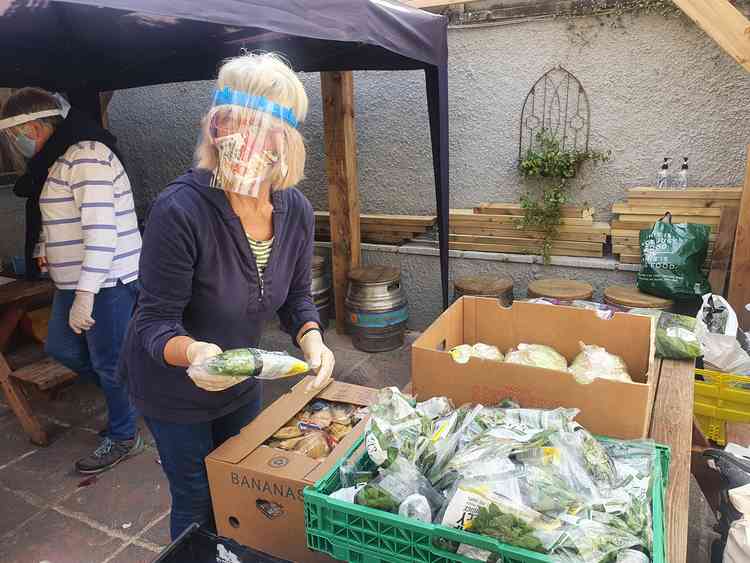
[629, 309, 702, 360]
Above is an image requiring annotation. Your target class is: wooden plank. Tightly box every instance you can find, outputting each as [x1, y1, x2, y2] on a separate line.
[450, 209, 595, 227]
[321, 71, 361, 333]
[612, 220, 718, 232]
[314, 211, 436, 228]
[612, 203, 723, 217]
[708, 205, 740, 296]
[449, 241, 603, 257]
[627, 186, 743, 199]
[729, 146, 750, 329]
[474, 203, 594, 219]
[672, 0, 750, 72]
[0, 280, 54, 309]
[0, 353, 47, 445]
[450, 234, 603, 251]
[649, 359, 695, 563]
[315, 224, 422, 236]
[617, 214, 720, 225]
[450, 225, 606, 243]
[11, 358, 77, 391]
[627, 197, 739, 209]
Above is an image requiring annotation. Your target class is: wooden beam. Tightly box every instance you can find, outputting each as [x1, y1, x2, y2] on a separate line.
[729, 145, 750, 329]
[649, 359, 694, 563]
[672, 0, 750, 72]
[708, 206, 739, 296]
[0, 352, 47, 446]
[321, 71, 361, 334]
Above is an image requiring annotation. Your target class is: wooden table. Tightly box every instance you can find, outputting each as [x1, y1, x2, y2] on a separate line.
[649, 358, 695, 563]
[0, 279, 55, 445]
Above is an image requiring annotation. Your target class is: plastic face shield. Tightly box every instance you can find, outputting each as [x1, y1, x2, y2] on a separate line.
[0, 93, 70, 135]
[0, 93, 70, 158]
[209, 87, 299, 197]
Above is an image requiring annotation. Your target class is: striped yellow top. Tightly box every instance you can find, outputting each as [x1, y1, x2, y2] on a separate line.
[247, 235, 274, 278]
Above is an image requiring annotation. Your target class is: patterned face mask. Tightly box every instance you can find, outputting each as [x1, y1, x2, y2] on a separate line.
[208, 87, 297, 197]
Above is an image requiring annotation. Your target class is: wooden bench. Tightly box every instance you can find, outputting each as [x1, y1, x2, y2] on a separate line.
[11, 357, 76, 391]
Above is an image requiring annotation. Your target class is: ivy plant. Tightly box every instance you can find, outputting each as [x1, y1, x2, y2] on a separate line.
[518, 130, 610, 263]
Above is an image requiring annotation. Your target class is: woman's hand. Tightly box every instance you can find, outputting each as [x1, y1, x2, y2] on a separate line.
[186, 341, 242, 392]
[299, 328, 335, 392]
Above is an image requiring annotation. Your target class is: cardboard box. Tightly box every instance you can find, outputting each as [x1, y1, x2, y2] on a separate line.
[206, 377, 377, 563]
[412, 297, 657, 439]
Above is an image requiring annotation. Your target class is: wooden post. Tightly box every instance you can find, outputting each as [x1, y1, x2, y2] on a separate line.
[729, 145, 750, 329]
[321, 71, 361, 333]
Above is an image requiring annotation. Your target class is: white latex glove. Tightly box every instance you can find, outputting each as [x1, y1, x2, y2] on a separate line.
[186, 341, 242, 392]
[299, 329, 335, 392]
[69, 291, 95, 334]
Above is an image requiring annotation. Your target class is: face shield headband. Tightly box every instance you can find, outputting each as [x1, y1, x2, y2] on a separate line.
[0, 93, 71, 132]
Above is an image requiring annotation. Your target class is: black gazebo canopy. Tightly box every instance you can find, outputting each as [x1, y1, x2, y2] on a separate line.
[0, 0, 450, 307]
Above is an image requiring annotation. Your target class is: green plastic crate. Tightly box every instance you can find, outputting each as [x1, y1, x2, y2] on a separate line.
[304, 436, 670, 563]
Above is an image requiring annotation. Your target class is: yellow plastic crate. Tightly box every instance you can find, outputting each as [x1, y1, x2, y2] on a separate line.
[694, 368, 750, 445]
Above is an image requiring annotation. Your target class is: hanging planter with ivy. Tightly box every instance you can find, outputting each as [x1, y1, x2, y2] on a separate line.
[517, 67, 610, 263]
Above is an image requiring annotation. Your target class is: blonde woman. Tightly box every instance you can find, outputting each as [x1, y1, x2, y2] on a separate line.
[119, 53, 334, 538]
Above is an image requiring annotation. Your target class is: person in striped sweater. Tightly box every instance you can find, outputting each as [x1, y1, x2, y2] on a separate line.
[1, 88, 143, 474]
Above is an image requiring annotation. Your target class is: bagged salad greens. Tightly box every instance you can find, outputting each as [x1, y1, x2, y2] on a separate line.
[329, 389, 663, 563]
[505, 344, 568, 371]
[569, 342, 631, 384]
[188, 347, 309, 380]
[628, 309, 702, 360]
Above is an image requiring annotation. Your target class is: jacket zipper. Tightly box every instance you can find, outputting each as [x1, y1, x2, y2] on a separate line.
[258, 273, 264, 302]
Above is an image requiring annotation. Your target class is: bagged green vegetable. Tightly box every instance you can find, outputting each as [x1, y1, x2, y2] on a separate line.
[569, 342, 631, 384]
[636, 214, 710, 300]
[450, 343, 504, 364]
[629, 308, 703, 359]
[365, 387, 429, 467]
[188, 348, 309, 380]
[505, 344, 568, 371]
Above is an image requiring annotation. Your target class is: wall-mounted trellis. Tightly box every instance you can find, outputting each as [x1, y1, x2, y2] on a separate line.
[519, 66, 590, 159]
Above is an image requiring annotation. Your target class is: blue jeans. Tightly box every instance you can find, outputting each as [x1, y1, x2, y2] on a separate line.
[144, 388, 262, 540]
[46, 281, 138, 441]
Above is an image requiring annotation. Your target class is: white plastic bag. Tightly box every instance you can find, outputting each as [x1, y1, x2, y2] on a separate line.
[695, 295, 750, 373]
[724, 483, 750, 563]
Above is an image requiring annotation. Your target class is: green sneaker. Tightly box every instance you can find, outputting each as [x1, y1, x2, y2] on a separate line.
[75, 432, 144, 474]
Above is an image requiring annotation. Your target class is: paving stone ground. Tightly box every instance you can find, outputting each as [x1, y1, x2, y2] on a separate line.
[0, 324, 412, 563]
[0, 323, 726, 562]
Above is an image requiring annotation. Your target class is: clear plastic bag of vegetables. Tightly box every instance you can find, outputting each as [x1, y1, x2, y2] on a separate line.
[553, 514, 642, 563]
[450, 343, 504, 364]
[438, 479, 567, 555]
[505, 344, 568, 371]
[187, 347, 309, 381]
[569, 342, 632, 384]
[355, 457, 444, 519]
[628, 308, 703, 360]
[365, 387, 429, 467]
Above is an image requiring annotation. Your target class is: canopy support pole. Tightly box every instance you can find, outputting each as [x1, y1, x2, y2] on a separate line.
[321, 71, 361, 333]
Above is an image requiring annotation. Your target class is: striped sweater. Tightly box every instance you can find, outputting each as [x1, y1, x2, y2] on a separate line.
[35, 141, 142, 292]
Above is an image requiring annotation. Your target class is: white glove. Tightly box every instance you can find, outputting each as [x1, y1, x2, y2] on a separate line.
[186, 341, 223, 365]
[299, 329, 335, 392]
[186, 341, 240, 392]
[69, 291, 95, 334]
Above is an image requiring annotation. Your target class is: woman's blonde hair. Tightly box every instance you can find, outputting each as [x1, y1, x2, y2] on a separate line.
[0, 87, 63, 171]
[195, 52, 308, 190]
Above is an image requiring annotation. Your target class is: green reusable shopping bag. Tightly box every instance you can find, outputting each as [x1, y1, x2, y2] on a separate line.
[636, 212, 711, 300]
